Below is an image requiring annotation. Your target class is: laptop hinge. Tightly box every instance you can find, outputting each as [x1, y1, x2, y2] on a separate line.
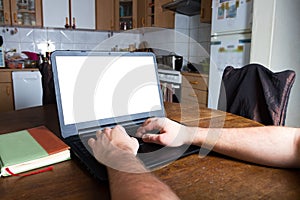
[77, 118, 149, 136]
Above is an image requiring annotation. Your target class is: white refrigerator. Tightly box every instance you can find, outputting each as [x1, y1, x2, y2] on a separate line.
[208, 0, 253, 109]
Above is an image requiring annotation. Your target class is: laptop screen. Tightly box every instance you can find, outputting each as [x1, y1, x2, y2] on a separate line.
[51, 51, 165, 138]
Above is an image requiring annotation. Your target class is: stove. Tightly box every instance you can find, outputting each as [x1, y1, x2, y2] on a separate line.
[157, 68, 182, 103]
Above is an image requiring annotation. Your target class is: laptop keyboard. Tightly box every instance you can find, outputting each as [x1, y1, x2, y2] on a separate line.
[69, 124, 162, 158]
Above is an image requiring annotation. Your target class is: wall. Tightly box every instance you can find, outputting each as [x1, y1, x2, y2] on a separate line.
[250, 0, 300, 127]
[0, 27, 110, 54]
[0, 13, 211, 65]
[142, 14, 211, 67]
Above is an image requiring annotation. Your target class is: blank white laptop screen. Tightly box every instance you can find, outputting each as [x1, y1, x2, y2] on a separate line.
[55, 55, 162, 125]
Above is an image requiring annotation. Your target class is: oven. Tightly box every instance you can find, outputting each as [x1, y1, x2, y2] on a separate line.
[157, 69, 182, 103]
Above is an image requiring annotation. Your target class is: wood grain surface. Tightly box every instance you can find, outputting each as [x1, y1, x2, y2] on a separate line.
[0, 103, 299, 199]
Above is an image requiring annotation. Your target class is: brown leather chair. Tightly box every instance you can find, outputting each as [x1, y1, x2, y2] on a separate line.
[218, 64, 296, 126]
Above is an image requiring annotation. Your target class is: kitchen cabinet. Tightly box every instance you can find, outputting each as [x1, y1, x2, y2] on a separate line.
[0, 68, 40, 112]
[96, 0, 114, 30]
[181, 72, 208, 107]
[97, 0, 137, 31]
[42, 0, 95, 29]
[138, 0, 174, 29]
[114, 0, 137, 31]
[200, 0, 212, 23]
[0, 0, 42, 27]
[96, 0, 174, 31]
[0, 71, 14, 112]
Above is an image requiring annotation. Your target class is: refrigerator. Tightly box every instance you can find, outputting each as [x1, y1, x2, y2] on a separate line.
[208, 0, 253, 109]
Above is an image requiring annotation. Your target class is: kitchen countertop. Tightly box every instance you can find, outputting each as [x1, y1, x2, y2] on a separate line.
[0, 68, 39, 72]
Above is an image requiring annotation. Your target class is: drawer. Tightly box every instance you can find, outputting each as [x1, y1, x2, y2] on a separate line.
[181, 87, 208, 105]
[182, 74, 208, 90]
[0, 72, 12, 83]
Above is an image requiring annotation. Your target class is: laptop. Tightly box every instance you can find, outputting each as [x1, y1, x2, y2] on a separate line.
[51, 50, 199, 181]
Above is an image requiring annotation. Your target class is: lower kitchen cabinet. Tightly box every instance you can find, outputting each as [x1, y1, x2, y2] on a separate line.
[0, 71, 14, 112]
[181, 72, 208, 107]
[0, 68, 40, 112]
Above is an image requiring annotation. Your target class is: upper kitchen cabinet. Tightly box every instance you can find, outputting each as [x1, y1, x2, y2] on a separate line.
[114, 0, 137, 31]
[42, 0, 95, 29]
[139, 0, 174, 29]
[154, 0, 174, 28]
[200, 0, 212, 23]
[0, 0, 42, 26]
[96, 0, 114, 31]
[96, 0, 174, 31]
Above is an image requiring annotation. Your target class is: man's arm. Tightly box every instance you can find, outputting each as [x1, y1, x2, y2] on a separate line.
[193, 126, 300, 168]
[137, 118, 300, 168]
[88, 126, 179, 200]
[106, 152, 179, 200]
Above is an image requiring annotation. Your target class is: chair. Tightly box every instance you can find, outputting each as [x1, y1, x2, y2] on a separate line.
[38, 61, 57, 105]
[218, 64, 296, 126]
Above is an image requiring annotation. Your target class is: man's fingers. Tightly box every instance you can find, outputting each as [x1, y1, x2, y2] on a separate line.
[142, 134, 161, 145]
[136, 118, 166, 137]
[88, 138, 95, 148]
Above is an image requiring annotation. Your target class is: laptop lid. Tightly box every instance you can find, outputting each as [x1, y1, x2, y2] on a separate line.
[51, 50, 165, 139]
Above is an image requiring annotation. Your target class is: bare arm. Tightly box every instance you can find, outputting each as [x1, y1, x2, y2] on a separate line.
[106, 153, 179, 200]
[193, 126, 300, 168]
[88, 125, 179, 200]
[137, 118, 300, 168]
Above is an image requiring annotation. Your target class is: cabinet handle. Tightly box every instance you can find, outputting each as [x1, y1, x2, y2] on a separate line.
[4, 12, 9, 22]
[72, 17, 76, 29]
[200, 8, 204, 19]
[13, 13, 17, 23]
[141, 17, 145, 27]
[189, 81, 199, 85]
[6, 86, 10, 95]
[65, 17, 69, 28]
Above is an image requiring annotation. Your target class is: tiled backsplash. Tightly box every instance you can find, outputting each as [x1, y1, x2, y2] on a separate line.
[0, 27, 111, 54]
[0, 14, 211, 65]
[171, 14, 211, 65]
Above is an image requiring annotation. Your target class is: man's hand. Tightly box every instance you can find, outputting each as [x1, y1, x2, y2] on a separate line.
[88, 125, 141, 172]
[136, 117, 194, 147]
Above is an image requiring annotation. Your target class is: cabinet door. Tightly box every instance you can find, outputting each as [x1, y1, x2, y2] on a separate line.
[42, 0, 69, 28]
[115, 0, 137, 31]
[137, 0, 150, 28]
[0, 0, 41, 26]
[0, 83, 14, 112]
[154, 0, 174, 29]
[0, 0, 11, 25]
[96, 0, 114, 30]
[72, 0, 95, 29]
[10, 0, 42, 26]
[200, 0, 212, 23]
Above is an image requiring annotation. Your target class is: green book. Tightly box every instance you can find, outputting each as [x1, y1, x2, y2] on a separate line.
[0, 126, 70, 177]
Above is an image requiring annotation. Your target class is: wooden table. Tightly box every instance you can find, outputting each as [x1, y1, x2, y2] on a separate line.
[0, 103, 300, 199]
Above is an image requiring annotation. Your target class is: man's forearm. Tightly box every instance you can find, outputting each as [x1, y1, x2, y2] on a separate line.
[107, 153, 179, 200]
[192, 126, 300, 168]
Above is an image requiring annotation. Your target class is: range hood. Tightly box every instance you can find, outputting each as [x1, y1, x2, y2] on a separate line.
[162, 0, 201, 16]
